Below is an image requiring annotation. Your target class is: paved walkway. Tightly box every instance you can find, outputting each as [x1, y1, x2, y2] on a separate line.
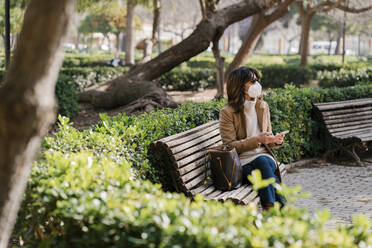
[283, 158, 372, 227]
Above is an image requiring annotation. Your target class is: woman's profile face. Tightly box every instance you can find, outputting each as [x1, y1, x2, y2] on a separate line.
[244, 81, 255, 100]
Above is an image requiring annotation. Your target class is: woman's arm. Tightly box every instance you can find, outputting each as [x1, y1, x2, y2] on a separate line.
[219, 108, 260, 153]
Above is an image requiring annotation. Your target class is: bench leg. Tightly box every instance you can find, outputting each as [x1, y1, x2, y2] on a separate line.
[343, 146, 364, 167]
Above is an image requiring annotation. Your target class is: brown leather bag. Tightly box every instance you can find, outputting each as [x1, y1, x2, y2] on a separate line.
[206, 145, 242, 191]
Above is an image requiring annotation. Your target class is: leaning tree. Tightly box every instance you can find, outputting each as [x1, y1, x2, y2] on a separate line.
[0, 0, 75, 247]
[224, 0, 295, 82]
[79, 0, 280, 112]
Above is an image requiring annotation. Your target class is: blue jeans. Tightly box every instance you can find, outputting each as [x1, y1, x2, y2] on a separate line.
[242, 155, 286, 207]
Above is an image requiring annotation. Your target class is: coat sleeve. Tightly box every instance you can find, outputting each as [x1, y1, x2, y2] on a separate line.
[219, 108, 260, 153]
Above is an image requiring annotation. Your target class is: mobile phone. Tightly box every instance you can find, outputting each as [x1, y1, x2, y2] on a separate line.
[278, 130, 289, 135]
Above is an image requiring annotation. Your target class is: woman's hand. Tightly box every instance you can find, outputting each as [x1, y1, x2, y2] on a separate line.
[256, 132, 285, 145]
[256, 132, 276, 145]
[273, 133, 285, 145]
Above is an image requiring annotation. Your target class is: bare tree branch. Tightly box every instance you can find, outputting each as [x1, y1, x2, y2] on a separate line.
[337, 4, 372, 13]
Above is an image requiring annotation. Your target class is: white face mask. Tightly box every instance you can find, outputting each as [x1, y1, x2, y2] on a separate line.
[246, 81, 262, 98]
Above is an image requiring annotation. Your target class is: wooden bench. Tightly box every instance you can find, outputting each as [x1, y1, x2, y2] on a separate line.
[152, 120, 286, 205]
[312, 98, 372, 166]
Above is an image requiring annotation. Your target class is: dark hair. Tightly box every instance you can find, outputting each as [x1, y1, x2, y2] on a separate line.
[226, 67, 260, 113]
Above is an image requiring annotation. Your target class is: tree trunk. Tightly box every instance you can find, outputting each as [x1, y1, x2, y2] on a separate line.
[225, 14, 264, 78]
[328, 38, 333, 55]
[75, 32, 80, 50]
[125, 0, 136, 65]
[335, 23, 343, 55]
[152, 0, 161, 43]
[0, 0, 75, 247]
[4, 0, 10, 70]
[225, 0, 294, 78]
[213, 44, 225, 99]
[116, 33, 121, 56]
[139, 0, 161, 63]
[299, 13, 313, 67]
[139, 39, 154, 64]
[79, 0, 276, 108]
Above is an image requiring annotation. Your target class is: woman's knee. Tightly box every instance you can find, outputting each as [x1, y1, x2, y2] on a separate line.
[252, 156, 276, 177]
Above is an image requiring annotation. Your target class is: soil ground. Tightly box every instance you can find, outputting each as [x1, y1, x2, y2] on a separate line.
[69, 89, 218, 130]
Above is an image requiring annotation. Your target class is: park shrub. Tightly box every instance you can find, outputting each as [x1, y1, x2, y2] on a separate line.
[257, 64, 315, 88]
[157, 67, 216, 91]
[14, 151, 372, 247]
[318, 68, 372, 88]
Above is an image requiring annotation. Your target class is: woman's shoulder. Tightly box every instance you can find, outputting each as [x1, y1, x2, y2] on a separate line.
[220, 104, 236, 115]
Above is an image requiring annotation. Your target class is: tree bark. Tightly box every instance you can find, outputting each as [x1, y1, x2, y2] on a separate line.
[299, 13, 313, 66]
[0, 1, 75, 247]
[79, 0, 277, 108]
[212, 26, 225, 99]
[125, 0, 136, 65]
[225, 14, 264, 78]
[4, 0, 10, 70]
[225, 0, 294, 78]
[139, 0, 161, 63]
[334, 23, 342, 55]
[116, 33, 121, 56]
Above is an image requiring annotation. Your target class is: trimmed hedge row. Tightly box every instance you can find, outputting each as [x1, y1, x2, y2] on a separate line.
[318, 68, 372, 88]
[157, 62, 372, 92]
[14, 151, 372, 247]
[157, 67, 216, 91]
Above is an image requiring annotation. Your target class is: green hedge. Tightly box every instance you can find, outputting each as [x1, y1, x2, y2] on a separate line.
[157, 67, 216, 91]
[318, 68, 372, 88]
[257, 65, 315, 88]
[14, 151, 372, 247]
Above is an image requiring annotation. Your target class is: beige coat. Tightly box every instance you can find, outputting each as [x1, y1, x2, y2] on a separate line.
[219, 98, 283, 182]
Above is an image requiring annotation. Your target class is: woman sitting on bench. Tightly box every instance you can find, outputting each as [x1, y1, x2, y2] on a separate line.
[219, 67, 286, 210]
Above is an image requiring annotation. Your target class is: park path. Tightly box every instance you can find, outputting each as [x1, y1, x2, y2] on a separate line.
[283, 157, 372, 228]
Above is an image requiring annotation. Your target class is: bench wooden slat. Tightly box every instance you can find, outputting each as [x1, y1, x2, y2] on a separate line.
[336, 130, 372, 140]
[333, 128, 372, 137]
[219, 184, 250, 202]
[181, 163, 209, 184]
[314, 98, 372, 111]
[170, 128, 220, 154]
[158, 120, 219, 144]
[173, 135, 221, 161]
[179, 157, 209, 176]
[240, 191, 258, 205]
[324, 113, 372, 125]
[166, 123, 219, 148]
[322, 106, 372, 117]
[213, 187, 242, 202]
[328, 123, 372, 134]
[326, 119, 372, 129]
[176, 141, 223, 168]
[190, 180, 214, 195]
[231, 187, 253, 203]
[323, 110, 372, 122]
[204, 189, 224, 200]
[200, 183, 217, 196]
[185, 170, 211, 190]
